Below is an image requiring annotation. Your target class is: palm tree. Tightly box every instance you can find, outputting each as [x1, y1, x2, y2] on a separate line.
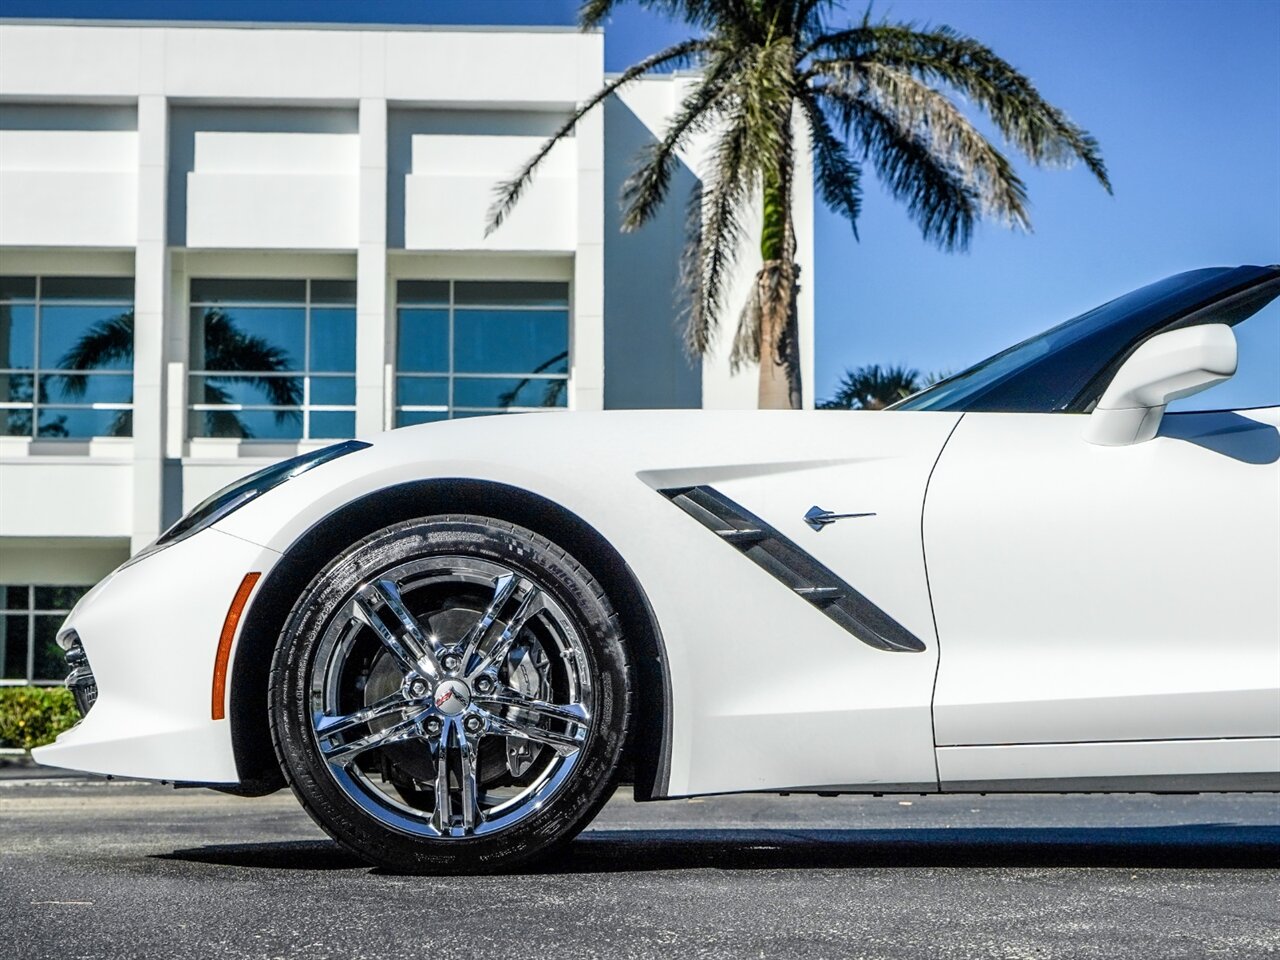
[58, 309, 302, 439]
[818, 362, 941, 409]
[487, 0, 1110, 409]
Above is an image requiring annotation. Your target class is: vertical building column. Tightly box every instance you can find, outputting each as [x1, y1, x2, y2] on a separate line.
[572, 34, 605, 411]
[132, 93, 168, 553]
[356, 96, 389, 436]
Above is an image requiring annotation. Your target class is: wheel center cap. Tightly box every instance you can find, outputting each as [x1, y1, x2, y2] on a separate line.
[433, 679, 470, 716]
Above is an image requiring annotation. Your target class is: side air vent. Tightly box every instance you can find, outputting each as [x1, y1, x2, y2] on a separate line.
[660, 485, 925, 653]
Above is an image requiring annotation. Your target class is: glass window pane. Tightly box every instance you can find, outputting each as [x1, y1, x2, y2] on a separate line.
[3, 587, 28, 610]
[41, 373, 132, 405]
[0, 304, 36, 369]
[190, 279, 305, 304]
[454, 376, 567, 409]
[1, 614, 28, 680]
[3, 410, 35, 437]
[309, 376, 355, 406]
[38, 408, 131, 439]
[190, 408, 303, 440]
[397, 308, 449, 372]
[192, 306, 304, 372]
[396, 409, 448, 427]
[41, 277, 133, 301]
[33, 586, 87, 611]
[397, 280, 449, 305]
[309, 308, 356, 372]
[39, 305, 134, 372]
[454, 309, 568, 374]
[310, 280, 356, 304]
[396, 376, 449, 407]
[308, 410, 355, 439]
[33, 615, 67, 681]
[0, 277, 36, 301]
[2, 373, 34, 403]
[454, 281, 568, 308]
[190, 374, 303, 408]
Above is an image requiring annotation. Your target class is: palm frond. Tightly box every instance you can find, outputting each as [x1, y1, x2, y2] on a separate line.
[795, 87, 861, 232]
[811, 22, 1111, 191]
[580, 0, 741, 30]
[55, 310, 133, 398]
[200, 309, 304, 414]
[819, 60, 1029, 228]
[681, 105, 753, 355]
[486, 37, 710, 235]
[818, 82, 980, 250]
[621, 50, 737, 230]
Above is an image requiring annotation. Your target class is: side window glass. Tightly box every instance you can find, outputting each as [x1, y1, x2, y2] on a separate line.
[1168, 299, 1280, 411]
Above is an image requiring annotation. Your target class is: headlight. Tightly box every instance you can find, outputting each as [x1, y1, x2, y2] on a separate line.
[124, 439, 370, 567]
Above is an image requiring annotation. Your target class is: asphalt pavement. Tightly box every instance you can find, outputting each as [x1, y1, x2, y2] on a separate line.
[1, 777, 1277, 959]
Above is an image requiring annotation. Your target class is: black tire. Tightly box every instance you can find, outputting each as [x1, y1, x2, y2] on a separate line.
[269, 514, 632, 874]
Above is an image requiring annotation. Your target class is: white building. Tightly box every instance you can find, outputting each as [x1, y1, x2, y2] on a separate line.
[0, 19, 813, 684]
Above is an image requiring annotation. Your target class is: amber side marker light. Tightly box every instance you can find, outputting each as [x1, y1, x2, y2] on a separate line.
[212, 572, 261, 721]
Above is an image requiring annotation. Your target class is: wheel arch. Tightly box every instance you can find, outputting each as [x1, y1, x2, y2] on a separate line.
[228, 478, 674, 801]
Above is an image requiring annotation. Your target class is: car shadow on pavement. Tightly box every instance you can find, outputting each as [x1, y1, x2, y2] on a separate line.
[157, 824, 1280, 874]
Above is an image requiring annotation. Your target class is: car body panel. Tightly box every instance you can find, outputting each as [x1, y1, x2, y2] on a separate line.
[32, 529, 280, 781]
[926, 408, 1280, 769]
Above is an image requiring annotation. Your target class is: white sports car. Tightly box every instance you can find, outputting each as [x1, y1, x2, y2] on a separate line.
[35, 265, 1280, 873]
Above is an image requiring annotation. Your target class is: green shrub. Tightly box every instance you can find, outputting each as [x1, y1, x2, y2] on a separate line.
[0, 687, 79, 750]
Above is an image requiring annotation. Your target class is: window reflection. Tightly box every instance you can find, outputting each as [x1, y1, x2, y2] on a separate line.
[188, 279, 356, 440]
[0, 277, 134, 439]
[394, 280, 569, 424]
[0, 584, 89, 684]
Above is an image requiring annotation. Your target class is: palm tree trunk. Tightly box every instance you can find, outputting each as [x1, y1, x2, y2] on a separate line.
[756, 166, 802, 410]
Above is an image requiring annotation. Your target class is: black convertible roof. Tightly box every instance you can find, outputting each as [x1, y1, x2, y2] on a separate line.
[896, 264, 1280, 413]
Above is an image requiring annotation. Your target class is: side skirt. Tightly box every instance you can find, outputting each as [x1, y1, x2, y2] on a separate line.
[936, 737, 1280, 793]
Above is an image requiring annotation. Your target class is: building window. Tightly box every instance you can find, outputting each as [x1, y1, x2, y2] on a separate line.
[189, 279, 356, 441]
[0, 276, 135, 439]
[0, 585, 88, 685]
[395, 280, 569, 425]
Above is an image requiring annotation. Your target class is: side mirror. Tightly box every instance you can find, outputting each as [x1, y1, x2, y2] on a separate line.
[1084, 323, 1237, 446]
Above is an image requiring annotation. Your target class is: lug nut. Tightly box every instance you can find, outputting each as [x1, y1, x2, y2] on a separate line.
[424, 718, 442, 736]
[464, 716, 483, 734]
[475, 676, 494, 694]
[408, 678, 429, 698]
[442, 654, 461, 671]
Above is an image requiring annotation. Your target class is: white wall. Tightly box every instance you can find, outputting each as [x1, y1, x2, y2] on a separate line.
[186, 131, 359, 250]
[399, 110, 577, 252]
[0, 104, 138, 248]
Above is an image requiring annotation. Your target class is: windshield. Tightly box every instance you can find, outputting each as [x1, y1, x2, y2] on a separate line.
[895, 265, 1280, 413]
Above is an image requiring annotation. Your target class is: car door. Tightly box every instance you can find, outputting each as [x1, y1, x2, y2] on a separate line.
[923, 387, 1280, 790]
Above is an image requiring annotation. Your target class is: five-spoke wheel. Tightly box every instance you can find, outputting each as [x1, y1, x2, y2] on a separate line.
[271, 515, 631, 873]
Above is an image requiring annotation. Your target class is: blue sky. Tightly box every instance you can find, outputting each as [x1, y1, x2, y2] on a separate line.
[3, 0, 1278, 401]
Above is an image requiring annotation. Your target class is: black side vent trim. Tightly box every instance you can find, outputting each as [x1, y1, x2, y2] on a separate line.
[660, 485, 925, 653]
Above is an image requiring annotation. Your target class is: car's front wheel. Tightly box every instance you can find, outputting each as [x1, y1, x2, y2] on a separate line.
[269, 515, 632, 873]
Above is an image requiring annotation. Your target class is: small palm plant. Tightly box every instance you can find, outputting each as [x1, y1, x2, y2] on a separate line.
[487, 0, 1110, 409]
[58, 309, 302, 439]
[818, 362, 945, 409]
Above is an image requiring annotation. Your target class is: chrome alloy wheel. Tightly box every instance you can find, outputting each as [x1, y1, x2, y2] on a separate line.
[308, 557, 594, 839]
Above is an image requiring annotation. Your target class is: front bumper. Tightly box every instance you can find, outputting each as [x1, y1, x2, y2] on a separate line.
[31, 528, 281, 783]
